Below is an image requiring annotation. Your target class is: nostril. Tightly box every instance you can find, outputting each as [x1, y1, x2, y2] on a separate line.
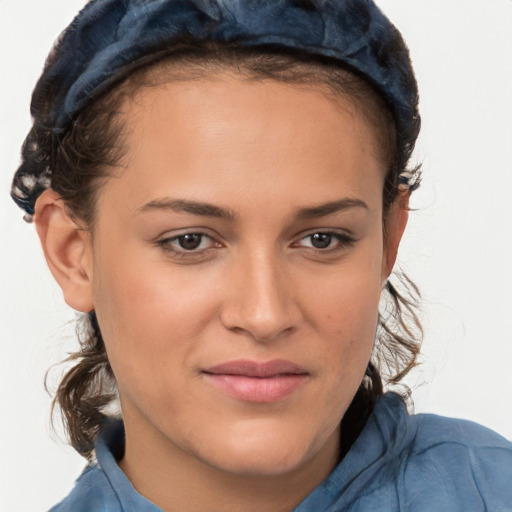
[218, 257, 302, 341]
[219, 301, 300, 342]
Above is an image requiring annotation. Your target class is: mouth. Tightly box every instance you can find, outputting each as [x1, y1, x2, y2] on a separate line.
[202, 359, 309, 403]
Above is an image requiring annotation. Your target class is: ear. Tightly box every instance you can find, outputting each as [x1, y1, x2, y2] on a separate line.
[381, 190, 409, 283]
[34, 189, 94, 312]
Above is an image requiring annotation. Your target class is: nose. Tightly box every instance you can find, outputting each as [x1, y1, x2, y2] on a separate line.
[219, 250, 302, 342]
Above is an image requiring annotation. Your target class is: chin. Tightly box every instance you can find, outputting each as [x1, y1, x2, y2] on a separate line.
[196, 419, 339, 477]
[210, 448, 313, 477]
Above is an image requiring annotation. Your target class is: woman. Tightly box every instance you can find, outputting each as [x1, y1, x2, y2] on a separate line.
[6, 0, 512, 510]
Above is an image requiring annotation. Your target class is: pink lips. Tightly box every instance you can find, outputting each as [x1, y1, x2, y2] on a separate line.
[202, 359, 309, 403]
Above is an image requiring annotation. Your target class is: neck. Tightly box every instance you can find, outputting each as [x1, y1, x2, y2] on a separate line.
[119, 414, 341, 512]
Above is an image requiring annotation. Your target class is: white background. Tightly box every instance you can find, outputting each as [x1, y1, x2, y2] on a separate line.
[1, 1, 511, 510]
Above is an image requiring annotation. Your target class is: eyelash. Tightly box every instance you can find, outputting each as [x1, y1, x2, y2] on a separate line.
[295, 231, 356, 253]
[156, 232, 219, 258]
[155, 230, 355, 259]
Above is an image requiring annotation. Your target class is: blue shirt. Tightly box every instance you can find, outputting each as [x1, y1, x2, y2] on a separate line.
[49, 393, 512, 511]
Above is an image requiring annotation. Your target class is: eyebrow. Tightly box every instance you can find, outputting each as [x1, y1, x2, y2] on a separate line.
[138, 198, 237, 220]
[138, 197, 368, 221]
[295, 198, 369, 220]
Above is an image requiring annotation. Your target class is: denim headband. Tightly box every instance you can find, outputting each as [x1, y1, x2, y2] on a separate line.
[12, 0, 420, 218]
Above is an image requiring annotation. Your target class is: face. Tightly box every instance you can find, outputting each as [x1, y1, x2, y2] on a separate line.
[82, 74, 401, 478]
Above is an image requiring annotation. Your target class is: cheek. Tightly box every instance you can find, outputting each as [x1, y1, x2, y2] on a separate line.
[300, 246, 383, 389]
[90, 246, 221, 394]
[306, 244, 383, 340]
[318, 280, 380, 380]
[93, 245, 214, 336]
[321, 274, 381, 344]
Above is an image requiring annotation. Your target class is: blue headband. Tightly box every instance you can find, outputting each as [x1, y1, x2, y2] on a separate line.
[12, 0, 420, 217]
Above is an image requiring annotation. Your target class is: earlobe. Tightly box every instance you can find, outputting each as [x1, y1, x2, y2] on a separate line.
[34, 190, 94, 312]
[382, 190, 410, 282]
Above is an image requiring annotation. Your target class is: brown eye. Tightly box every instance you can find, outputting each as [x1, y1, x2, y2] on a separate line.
[178, 234, 204, 250]
[157, 232, 216, 254]
[310, 233, 332, 249]
[296, 231, 355, 252]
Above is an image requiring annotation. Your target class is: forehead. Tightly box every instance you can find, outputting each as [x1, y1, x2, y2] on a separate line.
[99, 74, 386, 216]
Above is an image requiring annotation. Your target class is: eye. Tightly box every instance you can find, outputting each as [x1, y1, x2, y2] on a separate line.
[175, 233, 207, 251]
[157, 232, 217, 253]
[305, 233, 335, 249]
[296, 231, 355, 251]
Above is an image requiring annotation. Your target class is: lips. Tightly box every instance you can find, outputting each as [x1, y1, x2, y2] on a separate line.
[202, 359, 309, 403]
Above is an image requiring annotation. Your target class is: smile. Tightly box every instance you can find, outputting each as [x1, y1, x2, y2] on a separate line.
[202, 359, 310, 403]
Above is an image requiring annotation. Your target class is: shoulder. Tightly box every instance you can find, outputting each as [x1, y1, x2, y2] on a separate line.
[48, 463, 122, 512]
[401, 411, 512, 511]
[298, 395, 511, 512]
[355, 394, 512, 511]
[48, 420, 162, 512]
[411, 411, 511, 451]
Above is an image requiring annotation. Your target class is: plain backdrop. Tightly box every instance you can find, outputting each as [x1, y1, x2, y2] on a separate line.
[1, 1, 511, 511]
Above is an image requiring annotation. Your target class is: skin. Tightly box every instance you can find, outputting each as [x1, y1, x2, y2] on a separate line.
[35, 74, 408, 512]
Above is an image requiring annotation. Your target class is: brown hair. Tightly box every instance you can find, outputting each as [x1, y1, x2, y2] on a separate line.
[42, 41, 422, 459]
